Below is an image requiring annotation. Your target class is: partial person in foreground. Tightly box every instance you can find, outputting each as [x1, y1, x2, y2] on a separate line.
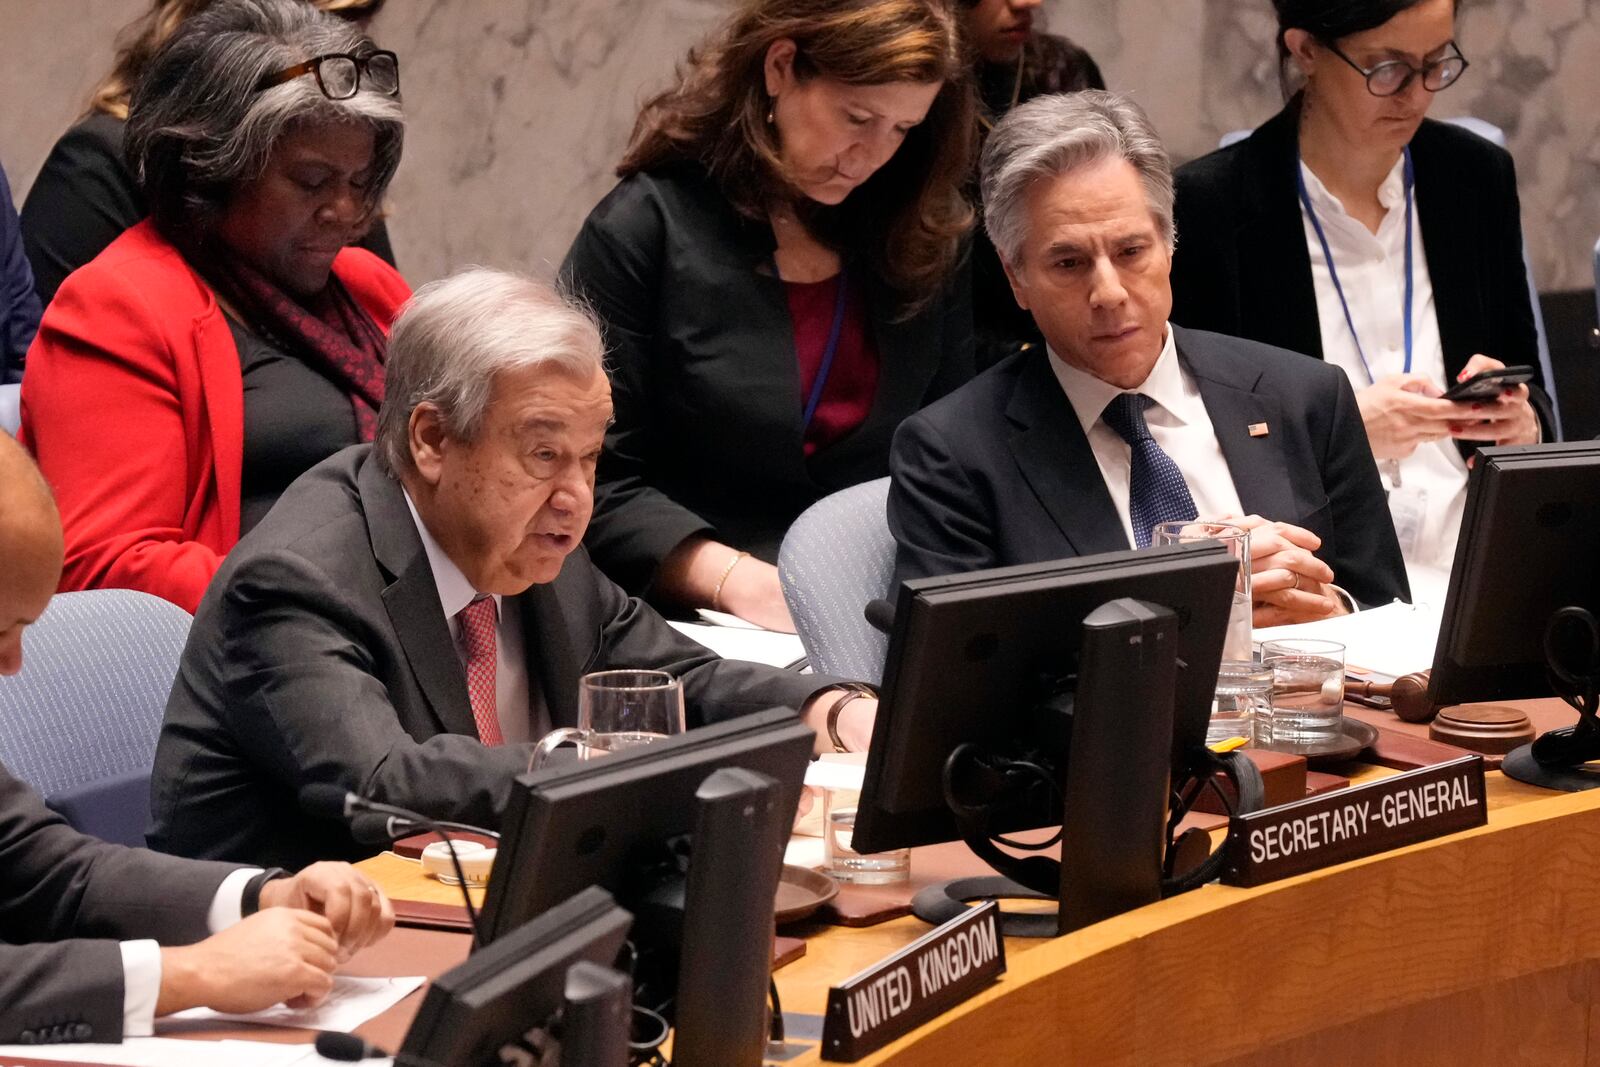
[562, 0, 977, 631]
[19, 0, 395, 317]
[888, 91, 1409, 622]
[0, 432, 391, 1046]
[1170, 0, 1541, 601]
[150, 269, 879, 870]
[22, 0, 411, 612]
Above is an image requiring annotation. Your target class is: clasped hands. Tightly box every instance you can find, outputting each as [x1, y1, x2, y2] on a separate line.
[1358, 354, 1539, 462]
[156, 861, 394, 1017]
[1204, 513, 1346, 627]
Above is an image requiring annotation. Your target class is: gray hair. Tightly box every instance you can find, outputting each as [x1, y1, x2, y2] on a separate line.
[125, 0, 403, 234]
[980, 89, 1176, 267]
[375, 268, 607, 474]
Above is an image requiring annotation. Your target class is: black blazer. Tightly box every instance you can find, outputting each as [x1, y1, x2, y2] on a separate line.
[888, 326, 1409, 609]
[0, 762, 237, 1044]
[149, 445, 842, 869]
[561, 164, 973, 596]
[1170, 100, 1539, 390]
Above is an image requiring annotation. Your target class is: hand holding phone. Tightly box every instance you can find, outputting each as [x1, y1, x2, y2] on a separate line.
[1440, 364, 1536, 403]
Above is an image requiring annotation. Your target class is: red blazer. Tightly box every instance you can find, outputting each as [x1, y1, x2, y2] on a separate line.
[20, 220, 411, 613]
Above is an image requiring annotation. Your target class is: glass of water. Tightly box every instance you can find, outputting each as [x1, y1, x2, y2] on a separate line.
[821, 787, 911, 885]
[528, 670, 685, 772]
[1261, 639, 1345, 744]
[1212, 659, 1273, 747]
[1150, 520, 1253, 661]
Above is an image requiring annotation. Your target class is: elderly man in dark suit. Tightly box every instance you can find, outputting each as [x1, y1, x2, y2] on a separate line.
[0, 432, 391, 1045]
[150, 269, 876, 870]
[888, 91, 1408, 619]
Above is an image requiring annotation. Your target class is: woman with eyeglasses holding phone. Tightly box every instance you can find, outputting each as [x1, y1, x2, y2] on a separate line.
[1170, 0, 1542, 599]
[21, 0, 409, 612]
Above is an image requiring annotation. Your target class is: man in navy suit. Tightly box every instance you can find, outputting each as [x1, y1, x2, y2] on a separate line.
[889, 91, 1407, 621]
[0, 431, 392, 1045]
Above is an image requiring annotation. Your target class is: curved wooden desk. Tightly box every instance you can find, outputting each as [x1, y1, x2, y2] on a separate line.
[773, 769, 1600, 1065]
[358, 761, 1598, 1065]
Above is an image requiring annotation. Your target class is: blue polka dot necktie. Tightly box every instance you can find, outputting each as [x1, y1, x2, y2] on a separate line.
[1100, 392, 1198, 549]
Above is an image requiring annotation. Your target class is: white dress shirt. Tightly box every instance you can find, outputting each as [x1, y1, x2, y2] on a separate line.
[1299, 155, 1465, 603]
[404, 491, 546, 744]
[119, 867, 260, 1035]
[1047, 324, 1244, 548]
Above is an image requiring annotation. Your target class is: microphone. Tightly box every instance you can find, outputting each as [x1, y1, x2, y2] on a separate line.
[864, 598, 895, 634]
[314, 1031, 392, 1061]
[298, 785, 493, 947]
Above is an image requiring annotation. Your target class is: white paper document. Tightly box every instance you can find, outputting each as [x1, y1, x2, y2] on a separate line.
[162, 975, 424, 1034]
[669, 616, 806, 669]
[1256, 599, 1442, 678]
[0, 1037, 322, 1066]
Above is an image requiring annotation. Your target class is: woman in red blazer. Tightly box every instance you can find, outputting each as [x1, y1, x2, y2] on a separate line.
[21, 0, 410, 612]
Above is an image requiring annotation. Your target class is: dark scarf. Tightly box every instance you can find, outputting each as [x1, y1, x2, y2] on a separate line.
[200, 251, 388, 441]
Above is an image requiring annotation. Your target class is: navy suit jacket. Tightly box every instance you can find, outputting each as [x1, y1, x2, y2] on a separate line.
[0, 161, 42, 384]
[888, 326, 1409, 608]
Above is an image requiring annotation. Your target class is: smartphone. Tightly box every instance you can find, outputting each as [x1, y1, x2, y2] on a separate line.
[1440, 364, 1536, 403]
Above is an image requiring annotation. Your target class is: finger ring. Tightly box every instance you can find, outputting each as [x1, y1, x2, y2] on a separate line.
[1292, 573, 1303, 592]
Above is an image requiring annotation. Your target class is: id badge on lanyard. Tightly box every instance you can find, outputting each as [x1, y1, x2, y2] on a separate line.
[1388, 482, 1429, 559]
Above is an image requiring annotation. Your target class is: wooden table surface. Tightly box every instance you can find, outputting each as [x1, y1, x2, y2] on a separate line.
[350, 752, 1600, 1066]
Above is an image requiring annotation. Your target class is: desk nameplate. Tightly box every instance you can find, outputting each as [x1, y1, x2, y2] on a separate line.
[1224, 755, 1487, 887]
[820, 900, 1005, 1062]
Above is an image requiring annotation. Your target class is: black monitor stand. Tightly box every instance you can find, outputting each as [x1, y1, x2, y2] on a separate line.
[629, 767, 789, 1067]
[1502, 606, 1600, 792]
[912, 598, 1179, 938]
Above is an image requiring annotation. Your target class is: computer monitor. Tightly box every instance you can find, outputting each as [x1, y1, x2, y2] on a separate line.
[480, 708, 815, 1067]
[1430, 440, 1600, 706]
[398, 885, 632, 1067]
[854, 542, 1236, 850]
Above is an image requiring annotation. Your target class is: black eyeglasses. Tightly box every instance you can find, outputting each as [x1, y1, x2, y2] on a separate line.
[1323, 39, 1469, 97]
[256, 50, 400, 100]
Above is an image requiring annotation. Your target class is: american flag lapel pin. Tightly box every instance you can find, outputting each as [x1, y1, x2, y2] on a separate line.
[1247, 422, 1270, 438]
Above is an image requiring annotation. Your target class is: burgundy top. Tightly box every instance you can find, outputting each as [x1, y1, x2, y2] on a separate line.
[785, 272, 879, 457]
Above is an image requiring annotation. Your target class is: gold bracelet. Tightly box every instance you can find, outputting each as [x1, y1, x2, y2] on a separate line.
[711, 550, 749, 613]
[823, 683, 878, 753]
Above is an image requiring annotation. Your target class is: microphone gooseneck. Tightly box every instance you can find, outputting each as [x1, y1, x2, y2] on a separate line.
[299, 787, 491, 948]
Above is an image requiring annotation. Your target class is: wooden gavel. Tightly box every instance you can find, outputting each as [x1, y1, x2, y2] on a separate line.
[1344, 670, 1436, 723]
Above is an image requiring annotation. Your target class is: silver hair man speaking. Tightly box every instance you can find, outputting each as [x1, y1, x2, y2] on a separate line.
[149, 268, 877, 869]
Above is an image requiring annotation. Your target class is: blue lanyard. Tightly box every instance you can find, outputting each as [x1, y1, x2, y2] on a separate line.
[777, 258, 851, 433]
[1295, 146, 1415, 384]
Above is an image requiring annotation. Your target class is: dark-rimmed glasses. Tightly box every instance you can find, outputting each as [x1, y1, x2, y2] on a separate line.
[256, 50, 400, 99]
[1324, 39, 1468, 97]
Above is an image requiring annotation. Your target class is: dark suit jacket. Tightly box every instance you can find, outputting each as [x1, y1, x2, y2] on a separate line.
[888, 326, 1409, 609]
[0, 762, 236, 1044]
[560, 164, 973, 597]
[149, 445, 841, 869]
[1169, 99, 1539, 392]
[0, 161, 41, 384]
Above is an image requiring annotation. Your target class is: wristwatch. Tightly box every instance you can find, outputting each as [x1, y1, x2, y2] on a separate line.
[822, 683, 878, 753]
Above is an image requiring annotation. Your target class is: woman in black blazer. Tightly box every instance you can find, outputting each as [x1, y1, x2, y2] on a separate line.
[1171, 0, 1540, 597]
[563, 0, 975, 630]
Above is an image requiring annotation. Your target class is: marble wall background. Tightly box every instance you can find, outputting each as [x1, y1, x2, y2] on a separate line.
[3, 0, 1595, 289]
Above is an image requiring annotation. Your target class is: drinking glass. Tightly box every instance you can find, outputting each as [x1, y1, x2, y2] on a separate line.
[1261, 639, 1346, 744]
[528, 670, 685, 772]
[1150, 520, 1253, 661]
[821, 787, 911, 885]
[1212, 659, 1273, 747]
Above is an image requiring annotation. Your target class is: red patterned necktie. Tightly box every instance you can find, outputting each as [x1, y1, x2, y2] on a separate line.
[457, 597, 503, 746]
